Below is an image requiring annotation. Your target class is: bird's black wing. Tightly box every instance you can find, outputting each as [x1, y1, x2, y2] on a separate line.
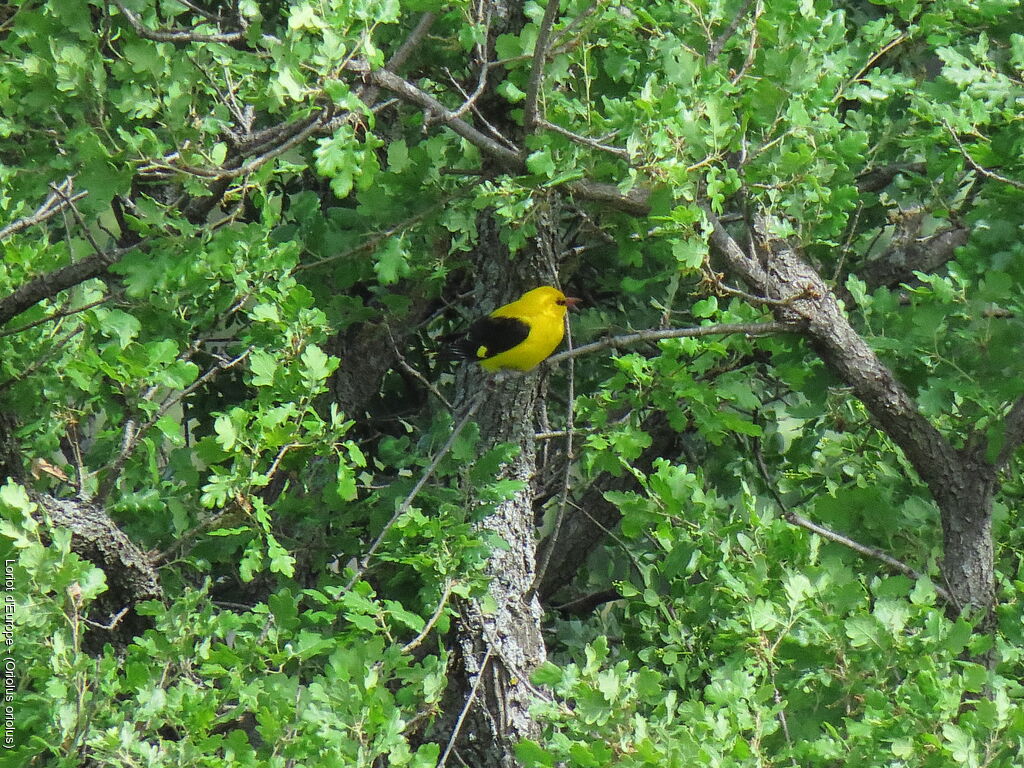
[447, 315, 531, 362]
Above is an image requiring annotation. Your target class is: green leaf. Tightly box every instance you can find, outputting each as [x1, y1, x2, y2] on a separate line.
[300, 344, 336, 383]
[526, 149, 556, 177]
[515, 740, 556, 767]
[250, 350, 278, 387]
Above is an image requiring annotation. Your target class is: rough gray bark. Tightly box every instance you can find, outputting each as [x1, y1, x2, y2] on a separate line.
[857, 225, 969, 292]
[0, 412, 161, 649]
[35, 494, 163, 650]
[706, 210, 1000, 613]
[0, 248, 127, 328]
[327, 293, 434, 418]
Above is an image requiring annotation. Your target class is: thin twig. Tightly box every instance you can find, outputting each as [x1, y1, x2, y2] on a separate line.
[49, 183, 108, 259]
[83, 605, 131, 631]
[943, 121, 1024, 191]
[0, 295, 111, 339]
[534, 313, 575, 589]
[0, 326, 85, 393]
[0, 178, 88, 241]
[387, 324, 454, 410]
[67, 418, 87, 494]
[295, 200, 446, 273]
[141, 110, 329, 181]
[538, 119, 630, 159]
[386, 12, 436, 73]
[524, 0, 562, 130]
[401, 581, 454, 654]
[110, 0, 245, 44]
[346, 391, 486, 589]
[706, 0, 755, 62]
[343, 61, 654, 215]
[152, 507, 239, 565]
[446, 64, 491, 121]
[751, 441, 953, 605]
[549, 0, 603, 49]
[348, 61, 522, 169]
[437, 646, 492, 768]
[94, 347, 255, 504]
[701, 265, 809, 307]
[544, 320, 799, 367]
[845, 33, 909, 92]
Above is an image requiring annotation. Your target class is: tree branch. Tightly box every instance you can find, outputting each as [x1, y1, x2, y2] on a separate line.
[110, 0, 245, 44]
[544, 320, 798, 367]
[524, 0, 562, 130]
[0, 248, 129, 328]
[347, 62, 654, 214]
[0, 178, 87, 241]
[94, 346, 254, 504]
[349, 62, 524, 169]
[944, 121, 1024, 191]
[538, 119, 630, 159]
[704, 205, 998, 611]
[752, 441, 953, 605]
[0, 295, 112, 340]
[706, 0, 756, 62]
[996, 396, 1024, 469]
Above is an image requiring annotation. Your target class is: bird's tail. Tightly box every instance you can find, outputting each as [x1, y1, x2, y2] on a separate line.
[436, 332, 478, 363]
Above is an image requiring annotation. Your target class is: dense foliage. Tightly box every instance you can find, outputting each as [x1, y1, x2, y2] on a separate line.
[2, 0, 1024, 765]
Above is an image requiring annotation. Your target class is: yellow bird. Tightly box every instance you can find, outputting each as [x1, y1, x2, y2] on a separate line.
[449, 286, 580, 372]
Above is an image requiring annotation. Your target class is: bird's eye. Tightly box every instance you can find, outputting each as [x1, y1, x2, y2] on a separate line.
[556, 298, 565, 305]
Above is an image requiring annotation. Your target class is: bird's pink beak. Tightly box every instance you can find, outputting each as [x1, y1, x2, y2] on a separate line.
[563, 296, 581, 309]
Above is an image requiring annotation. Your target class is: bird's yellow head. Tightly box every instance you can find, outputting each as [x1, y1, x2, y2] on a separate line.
[516, 286, 580, 315]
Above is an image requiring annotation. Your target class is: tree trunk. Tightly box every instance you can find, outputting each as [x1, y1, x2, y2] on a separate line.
[706, 211, 998, 616]
[434, 208, 562, 765]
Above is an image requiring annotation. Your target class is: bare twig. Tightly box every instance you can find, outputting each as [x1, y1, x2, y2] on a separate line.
[387, 324, 454, 410]
[446, 64, 492, 121]
[543, 320, 799, 367]
[538, 119, 629, 159]
[152, 507, 239, 566]
[524, 0, 563, 130]
[706, 0, 755, 62]
[0, 178, 88, 241]
[549, 0, 602, 49]
[401, 580, 454, 654]
[534, 313, 575, 589]
[751, 441, 953, 605]
[437, 646, 492, 768]
[49, 182, 110, 260]
[141, 110, 329, 181]
[344, 61, 654, 214]
[943, 121, 1024, 191]
[0, 295, 111, 339]
[94, 347, 255, 504]
[110, 0, 244, 44]
[295, 200, 447, 273]
[354, 12, 437, 114]
[0, 327, 84, 393]
[845, 33, 909, 92]
[701, 265, 811, 307]
[346, 391, 486, 589]
[83, 605, 131, 631]
[387, 12, 436, 73]
[348, 61, 523, 169]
